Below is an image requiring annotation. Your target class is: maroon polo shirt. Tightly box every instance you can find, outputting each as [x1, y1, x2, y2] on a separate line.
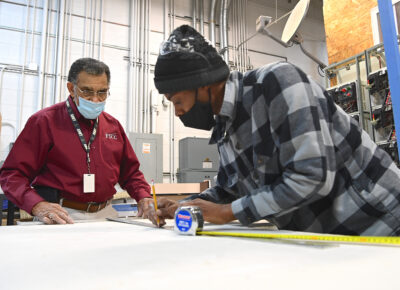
[0, 96, 151, 214]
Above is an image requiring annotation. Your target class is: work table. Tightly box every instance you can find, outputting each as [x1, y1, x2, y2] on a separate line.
[0, 219, 398, 289]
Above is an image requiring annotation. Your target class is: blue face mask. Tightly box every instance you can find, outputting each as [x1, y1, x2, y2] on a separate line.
[75, 97, 106, 119]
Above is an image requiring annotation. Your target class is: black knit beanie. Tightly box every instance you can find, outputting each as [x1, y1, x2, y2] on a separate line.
[154, 25, 230, 94]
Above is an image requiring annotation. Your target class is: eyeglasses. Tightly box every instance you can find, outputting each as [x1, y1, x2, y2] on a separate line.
[75, 86, 110, 101]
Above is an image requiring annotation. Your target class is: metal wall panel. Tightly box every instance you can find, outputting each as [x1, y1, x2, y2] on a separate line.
[128, 132, 163, 183]
[179, 137, 219, 171]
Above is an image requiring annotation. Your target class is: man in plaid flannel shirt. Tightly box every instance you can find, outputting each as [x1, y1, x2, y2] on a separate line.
[154, 25, 400, 236]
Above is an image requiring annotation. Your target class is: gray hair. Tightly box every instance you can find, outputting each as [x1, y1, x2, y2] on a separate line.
[67, 58, 110, 84]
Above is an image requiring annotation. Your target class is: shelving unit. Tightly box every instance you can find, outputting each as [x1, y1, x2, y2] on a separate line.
[324, 41, 399, 166]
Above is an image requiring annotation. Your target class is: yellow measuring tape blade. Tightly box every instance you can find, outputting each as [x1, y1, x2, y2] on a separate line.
[197, 231, 400, 246]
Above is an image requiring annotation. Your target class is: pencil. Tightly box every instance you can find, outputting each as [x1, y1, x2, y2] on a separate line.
[151, 179, 160, 226]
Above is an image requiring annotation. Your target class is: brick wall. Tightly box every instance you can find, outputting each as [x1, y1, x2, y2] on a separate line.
[323, 0, 378, 64]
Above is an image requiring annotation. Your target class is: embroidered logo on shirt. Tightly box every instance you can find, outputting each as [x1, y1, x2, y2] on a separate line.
[105, 133, 118, 140]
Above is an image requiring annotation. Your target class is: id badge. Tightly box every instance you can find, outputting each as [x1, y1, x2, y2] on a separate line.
[83, 174, 95, 193]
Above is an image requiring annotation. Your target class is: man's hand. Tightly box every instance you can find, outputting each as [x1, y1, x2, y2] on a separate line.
[156, 197, 179, 219]
[137, 197, 166, 227]
[31, 201, 74, 224]
[182, 199, 235, 224]
[156, 198, 235, 225]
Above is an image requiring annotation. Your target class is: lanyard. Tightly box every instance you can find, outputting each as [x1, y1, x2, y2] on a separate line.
[66, 99, 98, 173]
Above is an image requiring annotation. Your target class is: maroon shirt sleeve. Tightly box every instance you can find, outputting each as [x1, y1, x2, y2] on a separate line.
[0, 114, 51, 213]
[117, 123, 151, 201]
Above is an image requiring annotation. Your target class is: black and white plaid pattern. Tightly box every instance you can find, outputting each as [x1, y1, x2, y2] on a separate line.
[200, 62, 400, 236]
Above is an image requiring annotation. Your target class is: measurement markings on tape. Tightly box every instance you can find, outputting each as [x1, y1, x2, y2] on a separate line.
[196, 231, 400, 247]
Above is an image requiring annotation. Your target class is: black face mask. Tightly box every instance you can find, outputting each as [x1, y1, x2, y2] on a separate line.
[179, 89, 216, 131]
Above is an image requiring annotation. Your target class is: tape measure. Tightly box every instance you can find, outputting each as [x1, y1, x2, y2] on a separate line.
[197, 231, 400, 247]
[173, 207, 400, 246]
[174, 206, 204, 235]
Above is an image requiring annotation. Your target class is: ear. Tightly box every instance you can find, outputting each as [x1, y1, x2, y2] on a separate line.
[197, 85, 210, 99]
[67, 82, 75, 97]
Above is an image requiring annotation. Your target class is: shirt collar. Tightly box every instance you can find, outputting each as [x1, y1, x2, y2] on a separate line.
[218, 71, 241, 120]
[210, 71, 242, 144]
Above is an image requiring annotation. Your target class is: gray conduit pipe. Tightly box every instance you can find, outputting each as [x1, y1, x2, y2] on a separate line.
[88, 0, 92, 57]
[169, 0, 175, 182]
[161, 0, 170, 176]
[239, 0, 244, 71]
[238, 0, 241, 71]
[137, 0, 141, 132]
[172, 0, 176, 182]
[236, 0, 240, 71]
[30, 0, 37, 64]
[60, 0, 66, 102]
[134, 0, 140, 132]
[65, 0, 72, 100]
[18, 0, 31, 134]
[244, 0, 248, 71]
[132, 0, 137, 132]
[38, 0, 49, 110]
[88, 0, 93, 57]
[232, 0, 237, 69]
[192, 0, 196, 28]
[92, 0, 97, 58]
[144, 0, 148, 133]
[139, 0, 145, 133]
[60, 0, 67, 102]
[146, 0, 151, 133]
[98, 0, 103, 60]
[238, 0, 241, 70]
[209, 0, 217, 46]
[143, 0, 148, 133]
[199, 0, 204, 35]
[82, 0, 87, 56]
[146, 0, 150, 133]
[219, 0, 225, 57]
[54, 0, 65, 104]
[137, 0, 143, 133]
[127, 0, 135, 132]
[173, 0, 175, 29]
[52, 0, 59, 104]
[223, 0, 230, 62]
[170, 0, 173, 38]
[164, 0, 169, 39]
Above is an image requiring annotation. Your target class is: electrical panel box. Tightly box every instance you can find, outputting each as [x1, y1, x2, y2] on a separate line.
[179, 137, 219, 171]
[177, 170, 218, 186]
[325, 44, 400, 167]
[367, 69, 394, 139]
[326, 81, 358, 114]
[128, 133, 163, 183]
[367, 69, 398, 165]
[368, 69, 389, 96]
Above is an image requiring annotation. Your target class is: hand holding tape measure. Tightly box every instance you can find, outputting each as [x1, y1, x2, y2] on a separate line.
[157, 197, 235, 225]
[173, 206, 400, 247]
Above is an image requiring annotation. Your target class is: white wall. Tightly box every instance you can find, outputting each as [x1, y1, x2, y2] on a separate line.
[0, 0, 328, 182]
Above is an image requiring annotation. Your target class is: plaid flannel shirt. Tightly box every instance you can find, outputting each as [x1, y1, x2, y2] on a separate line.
[197, 62, 400, 236]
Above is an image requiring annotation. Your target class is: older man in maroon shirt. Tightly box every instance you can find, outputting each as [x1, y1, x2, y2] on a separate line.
[0, 58, 162, 226]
